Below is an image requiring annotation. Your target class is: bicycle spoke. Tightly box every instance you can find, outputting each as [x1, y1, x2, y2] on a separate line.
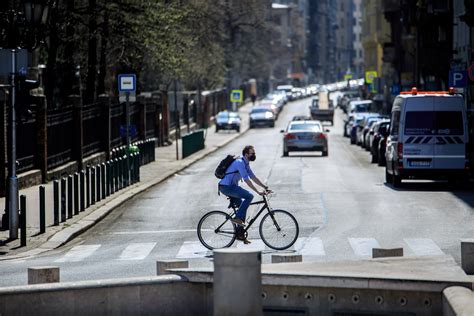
[197, 211, 236, 250]
[259, 210, 299, 250]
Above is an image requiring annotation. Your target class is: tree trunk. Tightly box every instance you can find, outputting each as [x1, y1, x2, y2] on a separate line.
[97, 9, 109, 95]
[86, 0, 98, 104]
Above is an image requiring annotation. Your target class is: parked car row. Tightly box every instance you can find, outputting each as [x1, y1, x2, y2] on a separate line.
[343, 99, 390, 166]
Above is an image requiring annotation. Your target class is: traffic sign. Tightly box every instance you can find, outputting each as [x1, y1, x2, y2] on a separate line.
[344, 74, 353, 81]
[365, 71, 378, 84]
[391, 84, 401, 96]
[118, 74, 136, 92]
[230, 90, 243, 103]
[468, 64, 474, 81]
[449, 70, 467, 88]
[120, 125, 137, 138]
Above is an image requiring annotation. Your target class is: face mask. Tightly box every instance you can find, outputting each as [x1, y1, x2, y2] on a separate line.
[248, 154, 256, 161]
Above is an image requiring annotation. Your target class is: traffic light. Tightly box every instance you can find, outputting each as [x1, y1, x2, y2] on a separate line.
[16, 75, 40, 121]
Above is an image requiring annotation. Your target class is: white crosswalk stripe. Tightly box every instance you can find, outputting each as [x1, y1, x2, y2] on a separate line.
[118, 242, 157, 260]
[294, 237, 326, 256]
[55, 244, 101, 262]
[348, 238, 380, 257]
[404, 238, 444, 256]
[176, 241, 211, 259]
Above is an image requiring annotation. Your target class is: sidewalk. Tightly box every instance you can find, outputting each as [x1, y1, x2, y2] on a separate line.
[0, 102, 253, 260]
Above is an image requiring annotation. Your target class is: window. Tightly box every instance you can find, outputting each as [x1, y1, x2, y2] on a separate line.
[289, 123, 322, 132]
[405, 111, 434, 135]
[435, 111, 463, 135]
[404, 111, 464, 136]
[390, 111, 400, 137]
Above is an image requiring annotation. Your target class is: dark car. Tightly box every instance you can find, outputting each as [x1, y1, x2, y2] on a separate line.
[215, 111, 241, 132]
[370, 121, 390, 165]
[292, 115, 312, 121]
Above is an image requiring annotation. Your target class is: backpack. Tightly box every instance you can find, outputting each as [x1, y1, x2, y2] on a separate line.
[215, 155, 238, 179]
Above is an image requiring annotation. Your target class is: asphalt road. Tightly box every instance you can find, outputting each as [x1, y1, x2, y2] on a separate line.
[1, 97, 474, 287]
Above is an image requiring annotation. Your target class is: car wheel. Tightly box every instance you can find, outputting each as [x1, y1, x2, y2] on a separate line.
[377, 155, 386, 167]
[270, 122, 275, 128]
[236, 127, 240, 133]
[370, 154, 377, 163]
[392, 174, 402, 187]
[215, 127, 219, 133]
[385, 168, 393, 183]
[322, 150, 328, 157]
[350, 138, 355, 145]
[283, 149, 289, 157]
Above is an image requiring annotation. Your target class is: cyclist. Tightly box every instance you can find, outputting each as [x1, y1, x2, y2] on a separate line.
[218, 145, 270, 244]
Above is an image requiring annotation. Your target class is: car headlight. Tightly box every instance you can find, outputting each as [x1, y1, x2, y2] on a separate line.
[265, 112, 273, 119]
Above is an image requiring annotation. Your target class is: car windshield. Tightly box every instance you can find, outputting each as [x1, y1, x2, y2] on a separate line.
[251, 108, 271, 114]
[217, 112, 238, 119]
[289, 123, 322, 132]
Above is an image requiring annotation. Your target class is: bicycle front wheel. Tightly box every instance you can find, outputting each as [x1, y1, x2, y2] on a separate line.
[259, 209, 299, 250]
[197, 211, 236, 250]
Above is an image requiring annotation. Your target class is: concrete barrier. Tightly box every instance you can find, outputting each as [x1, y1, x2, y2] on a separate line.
[271, 254, 302, 263]
[28, 266, 60, 284]
[372, 247, 404, 258]
[460, 239, 474, 275]
[0, 275, 209, 316]
[156, 259, 188, 275]
[443, 286, 474, 316]
[214, 248, 262, 316]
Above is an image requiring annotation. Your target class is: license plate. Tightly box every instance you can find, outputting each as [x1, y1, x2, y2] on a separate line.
[408, 160, 431, 167]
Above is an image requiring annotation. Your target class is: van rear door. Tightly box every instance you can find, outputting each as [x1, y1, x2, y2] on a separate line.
[433, 97, 465, 169]
[403, 97, 435, 169]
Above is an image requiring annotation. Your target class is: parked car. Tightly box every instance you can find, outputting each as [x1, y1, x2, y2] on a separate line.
[349, 100, 373, 114]
[356, 114, 382, 146]
[215, 111, 241, 133]
[281, 120, 329, 157]
[385, 88, 468, 187]
[369, 120, 390, 164]
[249, 106, 275, 128]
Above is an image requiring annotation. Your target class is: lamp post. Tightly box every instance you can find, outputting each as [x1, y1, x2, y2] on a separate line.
[0, 0, 51, 239]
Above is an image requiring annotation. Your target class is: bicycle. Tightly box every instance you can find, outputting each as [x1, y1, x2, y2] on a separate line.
[197, 193, 299, 250]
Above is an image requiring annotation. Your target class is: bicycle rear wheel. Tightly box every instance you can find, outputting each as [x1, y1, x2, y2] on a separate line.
[197, 211, 236, 250]
[259, 209, 299, 250]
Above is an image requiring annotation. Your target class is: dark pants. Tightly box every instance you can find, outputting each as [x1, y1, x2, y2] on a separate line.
[219, 184, 254, 220]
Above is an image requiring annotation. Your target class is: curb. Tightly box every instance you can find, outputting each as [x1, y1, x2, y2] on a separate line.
[0, 124, 251, 261]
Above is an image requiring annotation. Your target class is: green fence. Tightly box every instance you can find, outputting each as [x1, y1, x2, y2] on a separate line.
[182, 130, 205, 158]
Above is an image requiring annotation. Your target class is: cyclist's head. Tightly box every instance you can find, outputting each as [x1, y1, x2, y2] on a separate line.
[242, 145, 256, 161]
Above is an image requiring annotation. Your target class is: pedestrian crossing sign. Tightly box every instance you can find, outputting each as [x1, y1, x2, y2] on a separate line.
[230, 90, 243, 103]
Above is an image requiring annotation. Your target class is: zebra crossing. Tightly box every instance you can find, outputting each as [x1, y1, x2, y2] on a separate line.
[49, 236, 447, 263]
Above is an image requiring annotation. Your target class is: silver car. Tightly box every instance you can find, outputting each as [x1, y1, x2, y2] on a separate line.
[281, 120, 329, 157]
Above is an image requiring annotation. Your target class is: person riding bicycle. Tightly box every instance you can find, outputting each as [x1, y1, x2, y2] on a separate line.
[218, 145, 270, 244]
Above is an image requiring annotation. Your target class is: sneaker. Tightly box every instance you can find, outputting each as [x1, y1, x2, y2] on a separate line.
[231, 217, 245, 226]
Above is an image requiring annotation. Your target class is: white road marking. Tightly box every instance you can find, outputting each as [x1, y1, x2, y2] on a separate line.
[294, 237, 326, 256]
[55, 245, 101, 262]
[176, 241, 211, 259]
[404, 238, 444, 256]
[236, 239, 266, 251]
[110, 229, 197, 235]
[118, 243, 156, 261]
[348, 238, 380, 257]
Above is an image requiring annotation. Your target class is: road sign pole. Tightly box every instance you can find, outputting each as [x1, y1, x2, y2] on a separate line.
[125, 91, 130, 186]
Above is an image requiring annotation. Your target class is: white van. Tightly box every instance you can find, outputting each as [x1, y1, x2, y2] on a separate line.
[385, 88, 469, 186]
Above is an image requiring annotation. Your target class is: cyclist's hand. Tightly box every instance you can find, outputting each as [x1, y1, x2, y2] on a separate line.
[257, 190, 266, 196]
[265, 188, 273, 194]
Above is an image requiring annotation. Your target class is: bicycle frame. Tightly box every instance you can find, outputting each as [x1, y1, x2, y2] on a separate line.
[216, 195, 279, 235]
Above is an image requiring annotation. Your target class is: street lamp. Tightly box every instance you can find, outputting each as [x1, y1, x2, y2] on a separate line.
[0, 0, 51, 239]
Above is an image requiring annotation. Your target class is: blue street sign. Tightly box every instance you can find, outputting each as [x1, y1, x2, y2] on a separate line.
[120, 125, 137, 138]
[449, 70, 467, 88]
[391, 84, 401, 96]
[118, 74, 136, 92]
